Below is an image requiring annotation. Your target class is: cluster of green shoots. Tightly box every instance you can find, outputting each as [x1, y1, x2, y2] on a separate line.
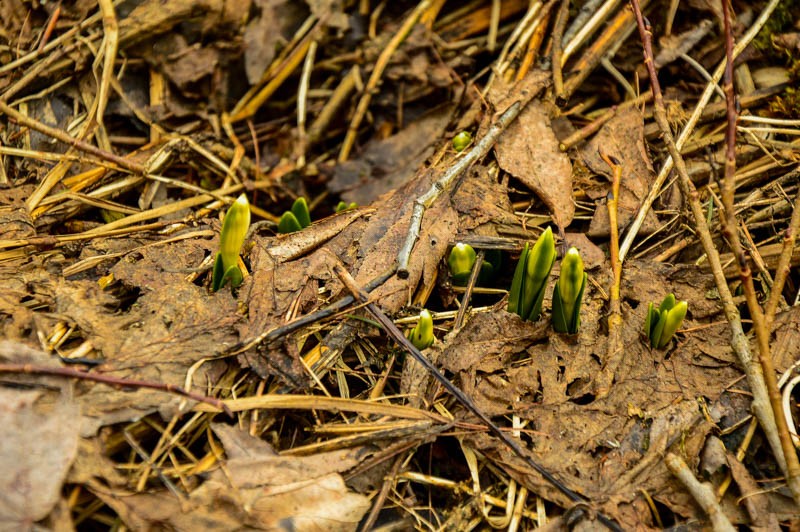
[505, 227, 585, 334]
[278, 197, 357, 234]
[446, 229, 687, 346]
[643, 294, 688, 349]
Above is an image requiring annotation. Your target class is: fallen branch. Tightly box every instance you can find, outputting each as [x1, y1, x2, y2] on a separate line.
[718, 0, 800, 502]
[665, 453, 736, 532]
[628, 0, 792, 494]
[397, 99, 525, 278]
[332, 262, 622, 532]
[0, 362, 232, 416]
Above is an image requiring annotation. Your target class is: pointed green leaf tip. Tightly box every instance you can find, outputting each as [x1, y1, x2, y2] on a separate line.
[407, 310, 434, 350]
[644, 293, 688, 349]
[508, 227, 556, 321]
[448, 243, 477, 285]
[278, 197, 312, 234]
[552, 247, 586, 334]
[212, 194, 250, 291]
[335, 201, 357, 213]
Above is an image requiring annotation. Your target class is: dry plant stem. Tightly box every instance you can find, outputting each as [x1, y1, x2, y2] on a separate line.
[454, 251, 484, 331]
[629, 0, 791, 485]
[551, 0, 570, 98]
[559, 92, 651, 150]
[332, 263, 622, 532]
[596, 153, 623, 396]
[619, 0, 783, 262]
[0, 100, 146, 175]
[664, 453, 736, 532]
[339, 0, 431, 161]
[230, 268, 397, 355]
[718, 2, 800, 501]
[397, 101, 524, 278]
[96, 0, 119, 135]
[765, 184, 800, 325]
[0, 363, 231, 416]
[359, 454, 405, 532]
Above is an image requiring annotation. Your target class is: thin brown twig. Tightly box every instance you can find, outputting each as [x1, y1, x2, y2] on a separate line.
[665, 453, 736, 532]
[596, 151, 623, 397]
[551, 0, 570, 100]
[0, 100, 146, 175]
[339, 1, 431, 161]
[628, 0, 792, 489]
[331, 262, 623, 531]
[764, 184, 800, 325]
[0, 363, 232, 416]
[718, 0, 800, 502]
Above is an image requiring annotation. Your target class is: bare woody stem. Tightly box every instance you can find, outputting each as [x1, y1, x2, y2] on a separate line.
[596, 151, 624, 397]
[0, 363, 232, 416]
[718, 0, 800, 502]
[628, 0, 796, 499]
[397, 99, 527, 278]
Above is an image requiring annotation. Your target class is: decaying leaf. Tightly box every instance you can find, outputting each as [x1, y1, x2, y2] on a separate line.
[0, 343, 80, 531]
[494, 100, 575, 228]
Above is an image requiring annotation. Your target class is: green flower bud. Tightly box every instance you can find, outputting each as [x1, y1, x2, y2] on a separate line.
[644, 294, 688, 349]
[278, 211, 303, 234]
[278, 197, 312, 234]
[551, 247, 586, 334]
[452, 131, 472, 152]
[448, 243, 477, 285]
[335, 201, 358, 213]
[291, 197, 311, 229]
[212, 194, 250, 291]
[508, 227, 556, 321]
[407, 309, 435, 350]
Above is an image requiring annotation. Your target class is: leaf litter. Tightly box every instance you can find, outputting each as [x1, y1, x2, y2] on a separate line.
[1, 0, 799, 530]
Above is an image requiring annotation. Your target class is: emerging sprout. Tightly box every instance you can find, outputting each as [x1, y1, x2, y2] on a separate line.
[452, 131, 472, 152]
[507, 227, 556, 321]
[278, 197, 311, 234]
[212, 194, 250, 292]
[551, 247, 587, 334]
[644, 293, 688, 349]
[407, 309, 434, 350]
[335, 201, 358, 213]
[448, 243, 477, 285]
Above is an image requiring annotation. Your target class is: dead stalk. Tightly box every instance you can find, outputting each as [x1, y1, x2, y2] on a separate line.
[718, 0, 800, 502]
[396, 88, 544, 277]
[665, 453, 736, 532]
[332, 262, 623, 531]
[628, 0, 794, 497]
[596, 152, 623, 396]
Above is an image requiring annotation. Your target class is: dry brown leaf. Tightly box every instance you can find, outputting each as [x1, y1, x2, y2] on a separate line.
[581, 106, 660, 237]
[494, 100, 575, 228]
[0, 343, 80, 530]
[95, 426, 370, 531]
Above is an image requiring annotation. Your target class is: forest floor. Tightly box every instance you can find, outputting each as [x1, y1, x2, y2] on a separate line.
[1, 0, 800, 530]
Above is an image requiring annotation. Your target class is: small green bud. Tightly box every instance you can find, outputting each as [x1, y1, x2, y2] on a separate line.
[407, 309, 435, 350]
[452, 131, 472, 152]
[291, 197, 311, 229]
[644, 294, 688, 349]
[508, 227, 556, 321]
[278, 197, 312, 234]
[212, 194, 250, 291]
[551, 247, 586, 334]
[278, 211, 303, 234]
[448, 243, 477, 285]
[335, 201, 358, 213]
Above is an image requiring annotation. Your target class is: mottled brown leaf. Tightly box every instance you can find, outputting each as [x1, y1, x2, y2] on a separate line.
[494, 100, 575, 228]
